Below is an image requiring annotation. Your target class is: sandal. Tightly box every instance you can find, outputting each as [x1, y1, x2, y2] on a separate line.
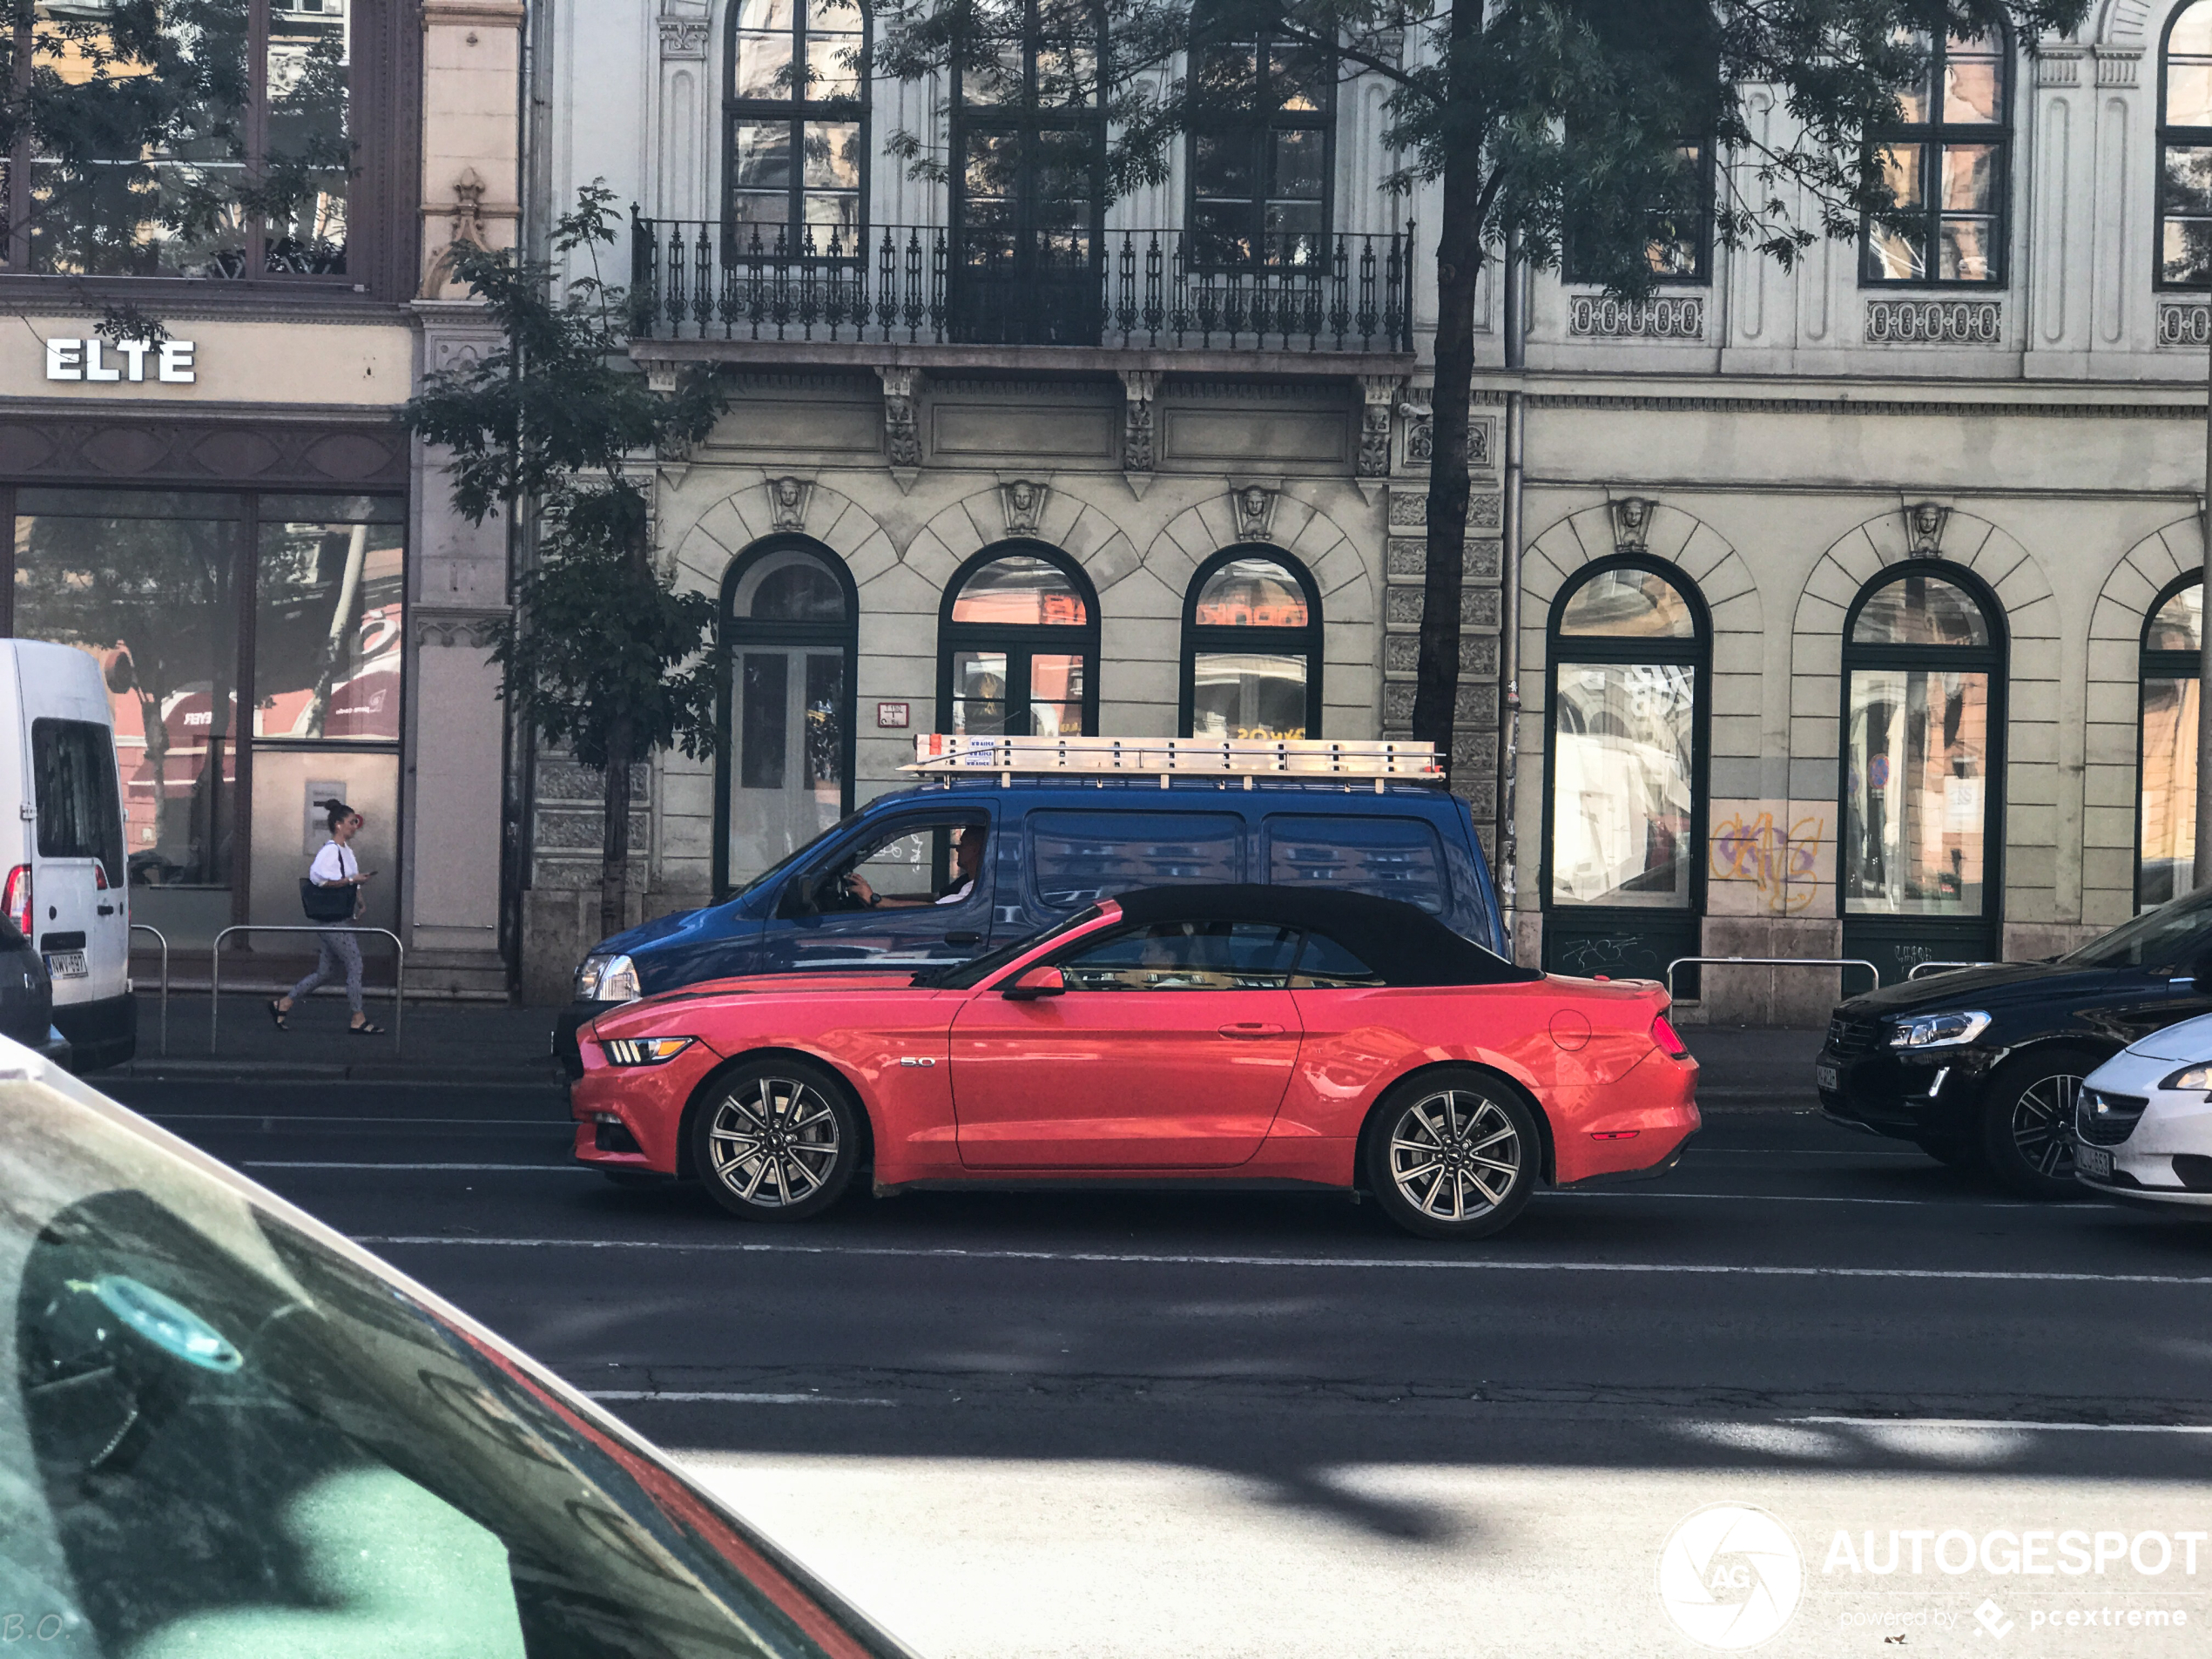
[348, 1022, 387, 1036]
[267, 999, 288, 1031]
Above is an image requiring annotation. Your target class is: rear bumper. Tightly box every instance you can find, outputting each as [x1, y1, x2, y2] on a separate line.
[50, 993, 134, 1072]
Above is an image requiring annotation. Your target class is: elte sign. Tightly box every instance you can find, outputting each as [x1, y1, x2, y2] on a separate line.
[45, 336, 197, 384]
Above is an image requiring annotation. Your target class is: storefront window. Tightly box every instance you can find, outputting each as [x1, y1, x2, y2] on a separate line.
[2140, 579, 2201, 909]
[1548, 562, 1703, 909]
[1843, 569, 2000, 918]
[1181, 550, 1320, 740]
[8, 487, 403, 948]
[939, 545, 1097, 739]
[719, 543, 854, 895]
[7, 0, 354, 277]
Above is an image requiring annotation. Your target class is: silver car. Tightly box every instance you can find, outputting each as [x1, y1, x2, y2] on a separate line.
[0, 1037, 914, 1658]
[2073, 1010, 2212, 1211]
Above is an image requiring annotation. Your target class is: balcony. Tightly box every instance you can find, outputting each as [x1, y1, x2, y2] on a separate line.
[627, 215, 1416, 361]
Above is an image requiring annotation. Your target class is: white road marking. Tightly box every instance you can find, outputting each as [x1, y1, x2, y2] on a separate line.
[347, 1235, 2212, 1286]
[244, 1160, 596, 1173]
[1790, 1415, 2212, 1434]
[587, 1390, 895, 1406]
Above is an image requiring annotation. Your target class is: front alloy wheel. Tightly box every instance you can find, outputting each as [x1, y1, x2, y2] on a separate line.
[1366, 1073, 1539, 1240]
[692, 1061, 860, 1221]
[1979, 1049, 2090, 1200]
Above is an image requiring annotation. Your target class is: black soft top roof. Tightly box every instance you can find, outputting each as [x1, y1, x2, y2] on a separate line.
[1107, 884, 1540, 988]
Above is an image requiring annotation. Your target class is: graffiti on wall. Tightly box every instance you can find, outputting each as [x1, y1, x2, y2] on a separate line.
[1710, 808, 1827, 915]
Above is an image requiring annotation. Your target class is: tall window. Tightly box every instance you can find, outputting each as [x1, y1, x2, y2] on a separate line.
[2140, 578, 2202, 908]
[718, 541, 855, 894]
[1862, 28, 2009, 286]
[2161, 0, 2212, 286]
[1545, 560, 1706, 914]
[938, 544, 1099, 739]
[1564, 140, 1714, 286]
[725, 0, 866, 250]
[4, 0, 359, 277]
[1181, 550, 1321, 739]
[1842, 566, 2002, 921]
[1184, 17, 1332, 268]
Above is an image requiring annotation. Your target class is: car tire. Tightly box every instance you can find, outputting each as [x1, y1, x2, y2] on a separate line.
[1979, 1048, 2094, 1200]
[691, 1057, 862, 1222]
[1364, 1069, 1541, 1241]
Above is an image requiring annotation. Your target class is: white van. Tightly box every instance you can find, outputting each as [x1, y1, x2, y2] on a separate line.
[0, 643, 132, 1069]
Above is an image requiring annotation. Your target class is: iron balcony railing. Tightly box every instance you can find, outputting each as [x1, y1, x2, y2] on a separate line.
[630, 213, 1415, 354]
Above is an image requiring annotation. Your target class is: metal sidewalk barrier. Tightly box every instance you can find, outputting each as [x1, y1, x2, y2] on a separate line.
[1665, 954, 1883, 1002]
[130, 923, 169, 1056]
[210, 925, 406, 1056]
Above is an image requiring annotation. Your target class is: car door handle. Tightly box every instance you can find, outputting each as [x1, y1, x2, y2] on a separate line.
[1218, 1022, 1285, 1038]
[943, 931, 981, 947]
[96, 905, 116, 916]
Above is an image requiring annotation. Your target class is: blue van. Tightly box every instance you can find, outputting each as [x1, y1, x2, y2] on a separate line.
[555, 773, 1507, 1070]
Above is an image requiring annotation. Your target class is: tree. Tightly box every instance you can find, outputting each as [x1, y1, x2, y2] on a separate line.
[403, 185, 730, 939]
[870, 0, 2086, 769]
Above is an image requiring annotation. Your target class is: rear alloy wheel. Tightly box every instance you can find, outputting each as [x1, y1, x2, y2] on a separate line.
[1365, 1071, 1540, 1241]
[691, 1060, 860, 1222]
[1979, 1049, 2093, 1200]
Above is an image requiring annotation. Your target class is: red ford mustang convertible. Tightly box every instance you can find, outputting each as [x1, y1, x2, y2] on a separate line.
[571, 886, 1700, 1239]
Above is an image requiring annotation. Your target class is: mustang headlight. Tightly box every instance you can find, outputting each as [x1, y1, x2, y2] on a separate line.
[2160, 1064, 2212, 1092]
[601, 1036, 696, 1067]
[1888, 1010, 1991, 1050]
[577, 953, 642, 1003]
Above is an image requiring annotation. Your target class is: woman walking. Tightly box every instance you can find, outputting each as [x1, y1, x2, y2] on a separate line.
[269, 798, 385, 1036]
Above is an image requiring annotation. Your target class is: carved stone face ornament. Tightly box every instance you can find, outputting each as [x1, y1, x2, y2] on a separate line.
[1906, 501, 1950, 556]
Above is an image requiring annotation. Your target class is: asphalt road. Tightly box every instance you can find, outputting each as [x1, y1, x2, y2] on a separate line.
[109, 1076, 2212, 1659]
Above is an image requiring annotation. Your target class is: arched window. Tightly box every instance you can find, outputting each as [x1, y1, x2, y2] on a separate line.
[2161, 1, 2212, 286]
[2140, 577, 2202, 908]
[1541, 557, 1708, 979]
[1180, 550, 1321, 739]
[938, 543, 1100, 738]
[725, 0, 867, 251]
[717, 541, 856, 895]
[1184, 14, 1332, 269]
[1840, 563, 2006, 977]
[1861, 26, 2010, 285]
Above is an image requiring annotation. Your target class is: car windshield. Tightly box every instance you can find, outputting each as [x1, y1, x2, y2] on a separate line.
[2059, 883, 2212, 969]
[918, 907, 1104, 989]
[0, 1076, 894, 1659]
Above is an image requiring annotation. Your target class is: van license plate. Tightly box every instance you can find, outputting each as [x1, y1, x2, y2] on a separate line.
[44, 950, 87, 981]
[1814, 1062, 1840, 1093]
[2076, 1144, 2113, 1179]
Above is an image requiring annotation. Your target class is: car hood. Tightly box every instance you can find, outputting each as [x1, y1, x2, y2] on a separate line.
[592, 971, 931, 1036]
[1835, 960, 2107, 1017]
[2125, 1009, 2212, 1063]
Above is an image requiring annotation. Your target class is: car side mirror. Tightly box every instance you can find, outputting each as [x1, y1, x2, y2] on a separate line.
[1002, 964, 1066, 1001]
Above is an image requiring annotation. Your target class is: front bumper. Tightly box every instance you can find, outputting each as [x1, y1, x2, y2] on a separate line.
[569, 1028, 725, 1176]
[1816, 1039, 1992, 1141]
[2071, 1089, 2212, 1207]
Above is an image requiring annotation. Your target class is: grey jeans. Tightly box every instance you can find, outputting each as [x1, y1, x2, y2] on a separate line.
[287, 927, 364, 1014]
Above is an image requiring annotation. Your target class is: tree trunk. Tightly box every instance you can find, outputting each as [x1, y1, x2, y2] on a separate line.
[1410, 140, 1487, 770]
[600, 713, 633, 940]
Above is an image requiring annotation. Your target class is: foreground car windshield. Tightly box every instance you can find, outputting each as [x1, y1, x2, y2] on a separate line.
[0, 1076, 894, 1659]
[917, 905, 1103, 988]
[2060, 883, 2212, 969]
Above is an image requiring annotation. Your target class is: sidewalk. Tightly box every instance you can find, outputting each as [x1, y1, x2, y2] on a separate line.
[101, 989, 1826, 1101]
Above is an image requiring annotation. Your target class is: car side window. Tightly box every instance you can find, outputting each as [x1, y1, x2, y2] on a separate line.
[1027, 811, 1244, 910]
[799, 816, 987, 912]
[1058, 921, 1299, 991]
[1265, 813, 1451, 914]
[1291, 931, 1386, 989]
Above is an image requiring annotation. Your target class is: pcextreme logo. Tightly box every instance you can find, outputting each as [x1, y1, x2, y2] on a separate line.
[1658, 1502, 1805, 1649]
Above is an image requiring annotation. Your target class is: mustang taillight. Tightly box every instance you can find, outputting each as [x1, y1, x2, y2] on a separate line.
[1650, 1014, 1690, 1060]
[2, 866, 29, 938]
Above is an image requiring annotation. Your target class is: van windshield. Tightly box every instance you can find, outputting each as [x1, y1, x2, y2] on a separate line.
[725, 811, 860, 905]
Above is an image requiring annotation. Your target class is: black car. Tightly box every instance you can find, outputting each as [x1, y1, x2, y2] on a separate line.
[1817, 886, 2212, 1197]
[0, 912, 68, 1067]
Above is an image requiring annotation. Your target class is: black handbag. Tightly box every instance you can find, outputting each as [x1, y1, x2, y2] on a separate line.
[300, 877, 354, 923]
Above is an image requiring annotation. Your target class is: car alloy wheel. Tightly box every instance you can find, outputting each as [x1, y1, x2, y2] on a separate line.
[1366, 1072, 1539, 1240]
[692, 1061, 860, 1221]
[1979, 1048, 2092, 1201]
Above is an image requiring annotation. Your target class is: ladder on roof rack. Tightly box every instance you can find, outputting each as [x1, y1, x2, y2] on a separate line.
[903, 733, 1446, 785]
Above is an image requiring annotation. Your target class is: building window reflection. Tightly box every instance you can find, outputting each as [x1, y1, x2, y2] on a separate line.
[937, 543, 1099, 742]
[725, 0, 867, 250]
[1861, 26, 2010, 286]
[1180, 550, 1321, 741]
[2139, 577, 2201, 909]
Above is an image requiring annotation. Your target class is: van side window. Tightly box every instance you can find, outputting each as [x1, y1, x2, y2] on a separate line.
[1058, 920, 1299, 990]
[31, 718, 124, 888]
[1291, 932, 1386, 988]
[1027, 811, 1243, 910]
[1266, 814, 1450, 914]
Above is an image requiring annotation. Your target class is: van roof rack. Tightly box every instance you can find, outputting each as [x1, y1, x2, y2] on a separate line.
[903, 733, 1445, 789]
